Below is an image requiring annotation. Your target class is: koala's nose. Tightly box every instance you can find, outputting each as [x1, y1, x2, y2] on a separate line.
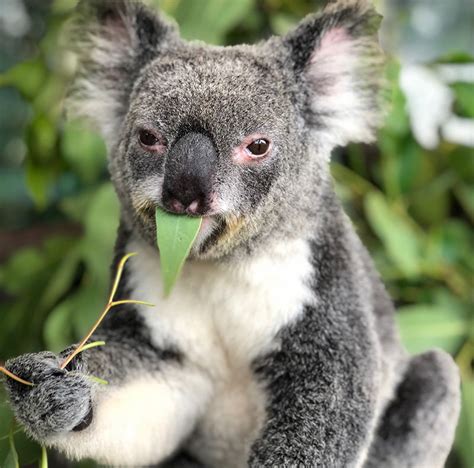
[163, 185, 205, 215]
[162, 132, 217, 216]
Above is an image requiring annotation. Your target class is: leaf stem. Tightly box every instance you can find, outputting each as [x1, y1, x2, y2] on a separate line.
[76, 341, 106, 353]
[8, 429, 19, 467]
[86, 375, 109, 385]
[0, 429, 21, 442]
[108, 253, 136, 305]
[40, 445, 48, 468]
[0, 366, 34, 387]
[109, 299, 155, 308]
[60, 253, 154, 369]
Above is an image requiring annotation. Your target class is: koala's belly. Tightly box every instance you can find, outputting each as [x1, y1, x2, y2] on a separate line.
[185, 367, 267, 468]
[134, 274, 270, 466]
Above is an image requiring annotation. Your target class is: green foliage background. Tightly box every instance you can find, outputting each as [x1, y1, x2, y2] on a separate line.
[0, 0, 472, 466]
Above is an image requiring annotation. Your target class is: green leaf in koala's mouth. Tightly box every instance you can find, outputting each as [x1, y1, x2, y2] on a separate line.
[155, 208, 202, 297]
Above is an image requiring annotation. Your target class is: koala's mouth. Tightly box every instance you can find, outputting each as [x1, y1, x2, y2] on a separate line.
[195, 216, 227, 254]
[196, 214, 248, 257]
[134, 198, 243, 256]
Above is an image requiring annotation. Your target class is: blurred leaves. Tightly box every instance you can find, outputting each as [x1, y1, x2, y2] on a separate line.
[0, 183, 118, 356]
[455, 378, 474, 468]
[333, 54, 473, 468]
[3, 432, 19, 468]
[0, 0, 472, 467]
[396, 303, 470, 355]
[61, 120, 107, 184]
[364, 192, 422, 278]
[164, 0, 254, 44]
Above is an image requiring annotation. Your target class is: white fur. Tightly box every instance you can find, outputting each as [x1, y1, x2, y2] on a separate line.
[126, 236, 314, 466]
[49, 368, 212, 466]
[69, 76, 124, 148]
[308, 26, 383, 151]
[49, 237, 314, 466]
[131, 174, 164, 207]
[129, 237, 315, 366]
[68, 12, 138, 148]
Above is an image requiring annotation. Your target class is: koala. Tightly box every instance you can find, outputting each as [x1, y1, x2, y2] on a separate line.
[3, 0, 460, 467]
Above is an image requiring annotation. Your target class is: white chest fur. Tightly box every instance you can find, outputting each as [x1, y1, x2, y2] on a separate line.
[127, 237, 314, 370]
[125, 237, 315, 466]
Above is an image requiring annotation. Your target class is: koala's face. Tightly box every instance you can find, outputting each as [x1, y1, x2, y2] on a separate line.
[71, 0, 383, 258]
[117, 45, 304, 257]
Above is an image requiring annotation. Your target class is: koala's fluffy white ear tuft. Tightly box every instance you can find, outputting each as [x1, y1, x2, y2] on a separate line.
[284, 0, 384, 149]
[68, 0, 177, 146]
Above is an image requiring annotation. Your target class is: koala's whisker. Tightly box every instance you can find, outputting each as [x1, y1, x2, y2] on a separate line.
[134, 197, 155, 217]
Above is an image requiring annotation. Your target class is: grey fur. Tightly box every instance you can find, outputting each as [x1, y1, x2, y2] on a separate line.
[3, 352, 92, 439]
[3, 0, 460, 466]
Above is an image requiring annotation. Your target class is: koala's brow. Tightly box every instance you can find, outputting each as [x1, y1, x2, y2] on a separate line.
[175, 117, 214, 141]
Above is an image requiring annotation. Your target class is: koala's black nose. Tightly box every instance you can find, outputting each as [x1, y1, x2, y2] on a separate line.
[162, 132, 217, 215]
[163, 185, 204, 215]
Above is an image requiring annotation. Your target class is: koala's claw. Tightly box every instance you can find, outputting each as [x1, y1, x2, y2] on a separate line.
[3, 351, 93, 440]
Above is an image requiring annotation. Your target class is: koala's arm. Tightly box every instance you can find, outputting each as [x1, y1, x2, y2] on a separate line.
[249, 246, 380, 466]
[3, 308, 212, 466]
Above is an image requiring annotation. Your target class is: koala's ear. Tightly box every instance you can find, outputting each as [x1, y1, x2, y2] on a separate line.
[282, 0, 384, 148]
[68, 0, 178, 145]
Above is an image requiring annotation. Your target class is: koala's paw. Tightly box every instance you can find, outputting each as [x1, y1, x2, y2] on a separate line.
[3, 351, 93, 441]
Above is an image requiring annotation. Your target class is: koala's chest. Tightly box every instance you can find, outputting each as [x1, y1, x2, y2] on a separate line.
[128, 239, 314, 369]
[151, 287, 272, 466]
[127, 239, 314, 464]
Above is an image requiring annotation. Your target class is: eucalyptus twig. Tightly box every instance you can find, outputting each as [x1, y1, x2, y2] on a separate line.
[0, 253, 153, 386]
[60, 252, 155, 369]
[76, 341, 106, 354]
[0, 428, 21, 442]
[85, 375, 109, 386]
[68, 371, 109, 386]
[40, 445, 48, 468]
[0, 365, 34, 387]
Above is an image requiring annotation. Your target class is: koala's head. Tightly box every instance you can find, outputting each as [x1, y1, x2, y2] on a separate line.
[70, 0, 383, 259]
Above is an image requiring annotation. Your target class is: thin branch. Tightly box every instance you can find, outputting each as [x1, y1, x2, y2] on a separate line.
[107, 252, 137, 305]
[60, 253, 154, 369]
[0, 253, 153, 384]
[0, 429, 21, 442]
[76, 341, 106, 353]
[0, 366, 34, 387]
[40, 446, 48, 468]
[86, 375, 108, 385]
[110, 300, 155, 308]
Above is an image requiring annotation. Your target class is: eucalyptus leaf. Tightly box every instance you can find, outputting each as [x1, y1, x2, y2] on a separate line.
[13, 430, 41, 466]
[170, 0, 253, 44]
[0, 399, 13, 439]
[155, 208, 202, 296]
[397, 304, 469, 355]
[364, 192, 422, 278]
[455, 379, 474, 468]
[61, 120, 107, 183]
[0, 400, 14, 463]
[43, 297, 74, 353]
[3, 431, 19, 468]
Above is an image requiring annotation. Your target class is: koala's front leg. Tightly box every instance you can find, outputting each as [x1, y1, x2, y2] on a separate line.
[249, 303, 380, 467]
[4, 351, 93, 437]
[3, 332, 212, 466]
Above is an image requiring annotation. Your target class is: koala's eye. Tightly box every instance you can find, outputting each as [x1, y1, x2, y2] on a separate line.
[139, 130, 158, 146]
[246, 139, 270, 157]
[138, 130, 165, 151]
[233, 135, 272, 165]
